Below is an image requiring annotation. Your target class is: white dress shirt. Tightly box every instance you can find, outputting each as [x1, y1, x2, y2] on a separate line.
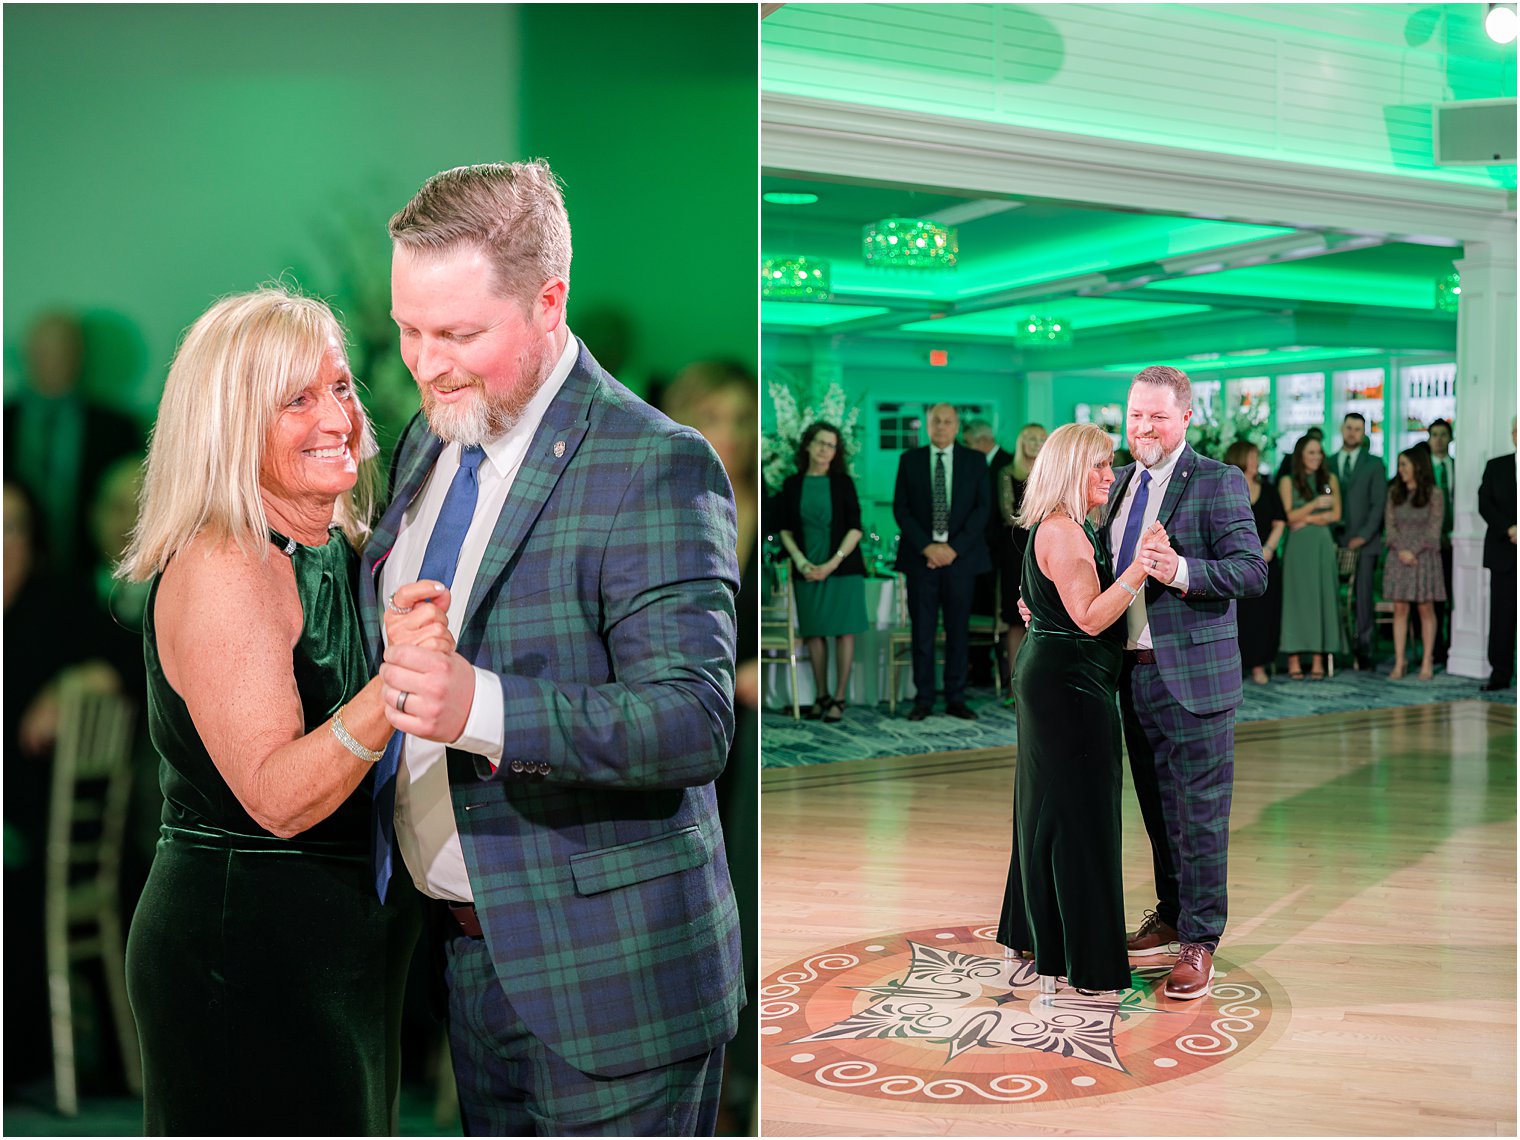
[1107, 442, 1191, 650]
[929, 444, 954, 542]
[380, 330, 577, 902]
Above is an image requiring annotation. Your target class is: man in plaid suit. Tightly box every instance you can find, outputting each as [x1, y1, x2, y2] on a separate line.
[362, 162, 742, 1134]
[1103, 366, 1267, 1000]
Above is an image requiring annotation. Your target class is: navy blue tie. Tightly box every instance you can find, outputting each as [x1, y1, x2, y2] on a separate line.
[1115, 469, 1152, 575]
[372, 444, 486, 901]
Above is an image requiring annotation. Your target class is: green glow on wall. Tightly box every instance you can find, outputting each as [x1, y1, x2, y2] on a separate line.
[899, 298, 1213, 337]
[762, 301, 892, 327]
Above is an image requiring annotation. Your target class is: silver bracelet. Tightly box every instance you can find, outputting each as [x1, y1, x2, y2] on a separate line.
[331, 706, 382, 764]
[1116, 579, 1140, 599]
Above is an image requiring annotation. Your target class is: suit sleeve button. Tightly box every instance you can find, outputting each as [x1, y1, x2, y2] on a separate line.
[509, 760, 525, 774]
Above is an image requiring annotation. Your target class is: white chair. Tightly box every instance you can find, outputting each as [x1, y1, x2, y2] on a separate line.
[44, 676, 141, 1116]
[760, 561, 805, 718]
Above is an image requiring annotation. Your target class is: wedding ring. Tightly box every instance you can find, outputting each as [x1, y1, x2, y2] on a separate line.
[386, 592, 407, 614]
[397, 691, 410, 714]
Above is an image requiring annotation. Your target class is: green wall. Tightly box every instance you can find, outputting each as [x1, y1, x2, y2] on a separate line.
[520, 4, 757, 393]
[5, 3, 758, 447]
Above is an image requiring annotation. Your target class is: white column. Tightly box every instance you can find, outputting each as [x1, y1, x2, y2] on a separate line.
[1023, 372, 1055, 432]
[1449, 240, 1518, 679]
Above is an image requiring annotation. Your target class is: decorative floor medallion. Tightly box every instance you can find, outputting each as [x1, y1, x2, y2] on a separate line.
[761, 924, 1282, 1105]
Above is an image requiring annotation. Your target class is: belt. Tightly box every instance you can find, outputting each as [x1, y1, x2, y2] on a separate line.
[447, 901, 484, 939]
[1125, 648, 1158, 665]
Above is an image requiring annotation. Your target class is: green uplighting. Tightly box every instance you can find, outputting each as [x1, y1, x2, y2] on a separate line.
[761, 300, 892, 328]
[1143, 264, 1444, 310]
[899, 298, 1213, 337]
[1100, 347, 1383, 374]
[764, 191, 820, 205]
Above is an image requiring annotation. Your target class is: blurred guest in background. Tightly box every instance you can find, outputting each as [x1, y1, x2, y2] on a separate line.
[1478, 418, 1516, 692]
[660, 358, 759, 1131]
[964, 419, 1012, 688]
[1274, 425, 1323, 485]
[893, 403, 991, 721]
[1383, 447, 1446, 681]
[1427, 418, 1455, 664]
[998, 423, 1046, 702]
[1330, 414, 1384, 670]
[777, 422, 867, 722]
[3, 311, 144, 568]
[1278, 433, 1345, 679]
[1225, 441, 1285, 684]
[3, 478, 122, 1097]
[116, 287, 447, 1134]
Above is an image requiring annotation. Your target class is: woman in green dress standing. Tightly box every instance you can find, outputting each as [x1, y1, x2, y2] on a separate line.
[116, 288, 450, 1135]
[777, 422, 867, 721]
[999, 423, 1161, 995]
[1277, 433, 1347, 679]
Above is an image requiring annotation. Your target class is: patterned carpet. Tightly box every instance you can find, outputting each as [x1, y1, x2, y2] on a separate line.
[760, 666, 1516, 768]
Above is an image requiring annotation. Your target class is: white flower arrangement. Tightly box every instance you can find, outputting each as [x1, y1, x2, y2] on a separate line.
[762, 371, 863, 493]
[1186, 398, 1273, 460]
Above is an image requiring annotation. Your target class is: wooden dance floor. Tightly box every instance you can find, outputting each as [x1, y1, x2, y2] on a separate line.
[759, 702, 1516, 1136]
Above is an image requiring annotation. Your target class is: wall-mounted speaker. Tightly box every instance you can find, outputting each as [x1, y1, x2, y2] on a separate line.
[1432, 98, 1517, 165]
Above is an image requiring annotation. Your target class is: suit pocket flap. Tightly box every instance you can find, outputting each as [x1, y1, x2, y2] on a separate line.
[1189, 623, 1235, 646]
[569, 825, 711, 897]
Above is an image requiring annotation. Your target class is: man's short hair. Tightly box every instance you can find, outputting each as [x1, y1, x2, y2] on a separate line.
[389, 160, 573, 306]
[1129, 364, 1192, 411]
[1343, 412, 1366, 427]
[1428, 417, 1453, 438]
[962, 419, 994, 444]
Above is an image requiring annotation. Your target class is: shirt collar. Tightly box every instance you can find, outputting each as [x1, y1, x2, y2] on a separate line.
[931, 443, 955, 457]
[478, 329, 577, 475]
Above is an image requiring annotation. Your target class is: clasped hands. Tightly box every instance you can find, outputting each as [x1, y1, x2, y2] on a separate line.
[1132, 522, 1177, 583]
[379, 580, 475, 744]
[922, 542, 957, 570]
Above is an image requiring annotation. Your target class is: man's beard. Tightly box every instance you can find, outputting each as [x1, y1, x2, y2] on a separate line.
[1131, 437, 1164, 468]
[421, 344, 552, 446]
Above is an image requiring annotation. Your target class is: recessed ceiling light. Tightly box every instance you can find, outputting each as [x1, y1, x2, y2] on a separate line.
[764, 192, 819, 206]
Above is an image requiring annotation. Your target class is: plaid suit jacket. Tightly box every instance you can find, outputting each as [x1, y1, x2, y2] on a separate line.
[1101, 445, 1267, 716]
[358, 341, 743, 1078]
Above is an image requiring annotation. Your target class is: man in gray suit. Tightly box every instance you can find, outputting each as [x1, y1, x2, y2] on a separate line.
[1331, 413, 1384, 670]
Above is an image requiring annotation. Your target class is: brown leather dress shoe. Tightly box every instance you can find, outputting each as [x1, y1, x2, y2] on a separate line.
[1163, 943, 1214, 1000]
[945, 702, 978, 720]
[1126, 910, 1179, 956]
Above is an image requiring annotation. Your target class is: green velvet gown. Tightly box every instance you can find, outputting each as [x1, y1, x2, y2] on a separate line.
[126, 531, 421, 1136]
[1000, 520, 1130, 991]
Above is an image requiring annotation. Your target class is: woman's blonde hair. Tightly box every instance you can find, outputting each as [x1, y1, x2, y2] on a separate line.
[116, 286, 378, 581]
[1015, 422, 1114, 528]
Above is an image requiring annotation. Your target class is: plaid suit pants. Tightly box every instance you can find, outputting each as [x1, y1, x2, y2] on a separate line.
[444, 934, 724, 1136]
[1120, 658, 1234, 950]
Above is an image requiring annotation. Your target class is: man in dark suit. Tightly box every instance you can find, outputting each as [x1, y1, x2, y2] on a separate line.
[3, 312, 143, 571]
[893, 403, 991, 721]
[964, 419, 1013, 686]
[1331, 413, 1385, 670]
[1478, 418, 1516, 691]
[1428, 418, 1456, 663]
[1104, 367, 1267, 1001]
[362, 162, 741, 1135]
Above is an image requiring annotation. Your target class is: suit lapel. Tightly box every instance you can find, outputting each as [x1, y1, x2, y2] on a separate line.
[458, 345, 596, 637]
[360, 422, 444, 664]
[1101, 463, 1135, 541]
[1156, 445, 1196, 529]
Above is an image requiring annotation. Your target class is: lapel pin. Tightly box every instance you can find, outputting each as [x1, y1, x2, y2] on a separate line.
[553, 440, 566, 458]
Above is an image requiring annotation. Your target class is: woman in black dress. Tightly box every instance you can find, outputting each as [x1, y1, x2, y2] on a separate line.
[997, 423, 1163, 995]
[1224, 441, 1286, 684]
[116, 288, 450, 1135]
[996, 423, 1046, 704]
